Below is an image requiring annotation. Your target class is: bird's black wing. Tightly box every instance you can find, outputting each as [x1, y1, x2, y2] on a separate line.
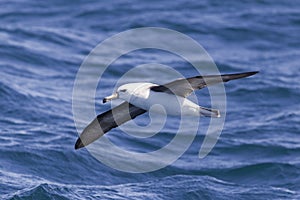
[150, 71, 258, 97]
[75, 102, 146, 149]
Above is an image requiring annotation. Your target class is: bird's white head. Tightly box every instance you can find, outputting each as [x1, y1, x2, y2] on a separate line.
[103, 83, 153, 103]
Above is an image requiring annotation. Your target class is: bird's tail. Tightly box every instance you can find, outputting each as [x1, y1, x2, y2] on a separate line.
[199, 106, 220, 118]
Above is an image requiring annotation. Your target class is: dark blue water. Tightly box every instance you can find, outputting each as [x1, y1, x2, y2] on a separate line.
[1, 0, 300, 199]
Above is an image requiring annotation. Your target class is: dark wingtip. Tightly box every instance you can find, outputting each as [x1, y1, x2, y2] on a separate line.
[232, 71, 259, 80]
[75, 138, 84, 150]
[249, 71, 259, 75]
[245, 71, 259, 78]
[241, 71, 259, 77]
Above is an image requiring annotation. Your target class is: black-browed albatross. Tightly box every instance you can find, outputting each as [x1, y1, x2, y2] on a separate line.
[75, 71, 258, 149]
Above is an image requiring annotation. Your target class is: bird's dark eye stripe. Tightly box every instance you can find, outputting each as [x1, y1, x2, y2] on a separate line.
[120, 89, 127, 92]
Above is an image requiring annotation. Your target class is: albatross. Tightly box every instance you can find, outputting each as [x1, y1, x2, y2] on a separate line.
[75, 71, 258, 149]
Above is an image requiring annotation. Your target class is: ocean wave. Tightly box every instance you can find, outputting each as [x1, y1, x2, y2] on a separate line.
[3, 174, 298, 200]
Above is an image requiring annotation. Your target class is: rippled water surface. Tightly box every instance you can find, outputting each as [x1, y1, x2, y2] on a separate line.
[1, 0, 300, 199]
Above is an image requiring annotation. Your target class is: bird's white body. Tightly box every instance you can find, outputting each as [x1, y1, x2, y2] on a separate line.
[116, 83, 220, 117]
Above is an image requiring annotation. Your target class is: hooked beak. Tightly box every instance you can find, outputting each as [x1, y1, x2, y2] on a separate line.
[103, 93, 118, 103]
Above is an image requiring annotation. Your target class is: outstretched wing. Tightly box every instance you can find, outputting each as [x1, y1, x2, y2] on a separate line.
[150, 71, 258, 97]
[75, 102, 146, 149]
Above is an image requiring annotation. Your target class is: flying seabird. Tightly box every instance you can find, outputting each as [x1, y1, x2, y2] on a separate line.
[75, 71, 258, 149]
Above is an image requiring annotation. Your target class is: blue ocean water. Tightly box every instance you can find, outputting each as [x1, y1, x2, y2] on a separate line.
[1, 0, 300, 199]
